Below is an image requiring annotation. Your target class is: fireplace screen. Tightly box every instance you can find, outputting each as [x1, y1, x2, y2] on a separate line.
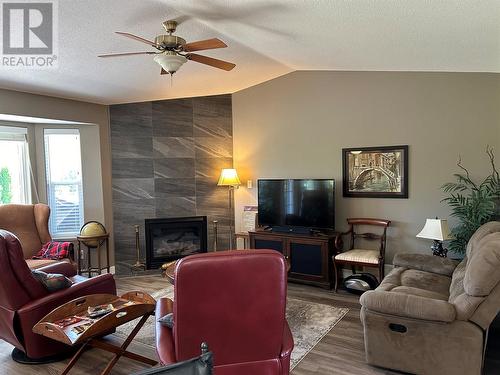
[145, 216, 208, 269]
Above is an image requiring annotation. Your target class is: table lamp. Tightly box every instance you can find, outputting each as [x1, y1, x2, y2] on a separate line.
[416, 218, 453, 257]
[217, 168, 241, 249]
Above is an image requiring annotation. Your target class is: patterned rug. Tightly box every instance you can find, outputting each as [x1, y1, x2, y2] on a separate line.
[117, 286, 348, 369]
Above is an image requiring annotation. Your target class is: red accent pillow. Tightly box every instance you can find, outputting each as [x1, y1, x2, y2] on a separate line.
[33, 241, 73, 260]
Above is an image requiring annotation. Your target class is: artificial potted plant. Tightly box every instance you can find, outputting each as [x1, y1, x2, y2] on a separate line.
[441, 146, 500, 256]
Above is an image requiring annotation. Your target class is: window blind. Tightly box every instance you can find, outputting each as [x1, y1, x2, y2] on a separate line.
[44, 129, 84, 237]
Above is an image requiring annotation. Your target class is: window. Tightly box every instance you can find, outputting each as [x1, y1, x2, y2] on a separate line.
[0, 125, 31, 204]
[44, 129, 84, 237]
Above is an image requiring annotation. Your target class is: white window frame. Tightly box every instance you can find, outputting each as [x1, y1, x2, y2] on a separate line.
[44, 128, 84, 237]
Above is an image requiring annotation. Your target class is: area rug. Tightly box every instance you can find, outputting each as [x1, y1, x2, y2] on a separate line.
[116, 286, 348, 369]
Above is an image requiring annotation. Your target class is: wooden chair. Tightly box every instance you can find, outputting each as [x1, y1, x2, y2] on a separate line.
[333, 218, 391, 292]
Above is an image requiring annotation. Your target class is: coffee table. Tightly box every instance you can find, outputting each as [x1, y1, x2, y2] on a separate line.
[33, 291, 158, 375]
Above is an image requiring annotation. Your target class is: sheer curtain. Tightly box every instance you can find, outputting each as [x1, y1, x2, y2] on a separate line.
[0, 125, 31, 204]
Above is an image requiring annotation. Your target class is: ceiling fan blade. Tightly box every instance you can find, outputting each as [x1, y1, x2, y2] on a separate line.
[98, 51, 157, 58]
[187, 53, 235, 71]
[183, 38, 227, 52]
[115, 32, 158, 47]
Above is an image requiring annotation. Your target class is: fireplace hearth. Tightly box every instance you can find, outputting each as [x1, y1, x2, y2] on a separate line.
[145, 216, 208, 269]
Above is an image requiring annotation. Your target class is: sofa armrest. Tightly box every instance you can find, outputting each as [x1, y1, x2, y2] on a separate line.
[18, 273, 116, 317]
[360, 290, 456, 322]
[37, 261, 77, 277]
[155, 297, 176, 365]
[393, 253, 459, 276]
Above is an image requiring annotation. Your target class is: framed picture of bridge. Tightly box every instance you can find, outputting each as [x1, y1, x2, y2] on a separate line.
[342, 145, 408, 198]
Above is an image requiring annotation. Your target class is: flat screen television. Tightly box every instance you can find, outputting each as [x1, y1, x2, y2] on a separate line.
[257, 179, 335, 231]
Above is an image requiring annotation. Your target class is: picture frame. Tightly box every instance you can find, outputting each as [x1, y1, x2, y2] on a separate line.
[342, 145, 409, 198]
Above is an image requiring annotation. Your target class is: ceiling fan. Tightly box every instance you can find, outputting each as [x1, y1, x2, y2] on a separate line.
[98, 20, 236, 75]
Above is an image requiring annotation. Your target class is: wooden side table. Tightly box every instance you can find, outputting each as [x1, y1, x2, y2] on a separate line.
[77, 233, 110, 276]
[33, 291, 157, 375]
[162, 261, 177, 284]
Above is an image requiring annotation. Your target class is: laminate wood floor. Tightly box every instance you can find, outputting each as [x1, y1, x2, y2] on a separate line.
[0, 275, 498, 374]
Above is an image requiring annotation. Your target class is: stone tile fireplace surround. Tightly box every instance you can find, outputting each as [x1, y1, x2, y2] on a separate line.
[110, 94, 233, 274]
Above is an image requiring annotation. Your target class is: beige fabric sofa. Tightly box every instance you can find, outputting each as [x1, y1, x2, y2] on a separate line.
[360, 221, 500, 375]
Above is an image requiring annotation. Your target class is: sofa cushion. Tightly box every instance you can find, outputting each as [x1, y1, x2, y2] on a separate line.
[452, 293, 485, 321]
[158, 313, 175, 328]
[400, 269, 451, 297]
[465, 221, 500, 259]
[394, 253, 458, 276]
[447, 258, 483, 320]
[34, 241, 72, 260]
[377, 266, 405, 291]
[26, 258, 70, 270]
[464, 232, 500, 297]
[391, 286, 449, 301]
[449, 259, 467, 301]
[335, 249, 379, 264]
[31, 270, 73, 292]
[376, 266, 451, 305]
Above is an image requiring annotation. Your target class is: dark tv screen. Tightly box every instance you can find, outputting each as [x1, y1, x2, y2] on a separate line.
[258, 179, 335, 229]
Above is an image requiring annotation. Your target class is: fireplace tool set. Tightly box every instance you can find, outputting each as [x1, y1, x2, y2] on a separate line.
[130, 225, 146, 272]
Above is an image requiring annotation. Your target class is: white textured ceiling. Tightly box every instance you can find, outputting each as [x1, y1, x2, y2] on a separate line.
[0, 0, 499, 104]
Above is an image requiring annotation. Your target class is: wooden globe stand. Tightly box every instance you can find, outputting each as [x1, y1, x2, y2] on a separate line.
[77, 233, 110, 276]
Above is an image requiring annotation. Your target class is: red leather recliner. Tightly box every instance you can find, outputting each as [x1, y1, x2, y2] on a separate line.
[155, 250, 294, 375]
[0, 230, 116, 361]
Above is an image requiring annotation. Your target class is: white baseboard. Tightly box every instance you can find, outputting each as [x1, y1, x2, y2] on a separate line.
[103, 266, 116, 274]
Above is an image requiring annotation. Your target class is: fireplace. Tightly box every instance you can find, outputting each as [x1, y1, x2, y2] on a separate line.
[145, 216, 208, 269]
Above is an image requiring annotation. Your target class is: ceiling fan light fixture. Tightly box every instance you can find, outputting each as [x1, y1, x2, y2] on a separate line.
[154, 52, 187, 74]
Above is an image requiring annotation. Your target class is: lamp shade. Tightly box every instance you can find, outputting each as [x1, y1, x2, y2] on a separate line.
[416, 219, 453, 241]
[153, 52, 187, 74]
[217, 168, 241, 186]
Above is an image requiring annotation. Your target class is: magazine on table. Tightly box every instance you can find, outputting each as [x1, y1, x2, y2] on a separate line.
[53, 315, 92, 329]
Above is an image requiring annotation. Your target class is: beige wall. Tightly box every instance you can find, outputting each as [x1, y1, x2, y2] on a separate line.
[0, 89, 114, 264]
[232, 71, 500, 262]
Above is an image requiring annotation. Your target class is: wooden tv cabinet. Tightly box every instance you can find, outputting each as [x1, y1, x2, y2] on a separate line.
[249, 229, 339, 289]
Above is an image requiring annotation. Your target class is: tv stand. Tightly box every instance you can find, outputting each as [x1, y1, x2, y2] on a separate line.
[268, 226, 312, 235]
[249, 229, 339, 289]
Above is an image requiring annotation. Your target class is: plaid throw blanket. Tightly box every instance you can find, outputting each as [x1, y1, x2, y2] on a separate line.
[33, 241, 73, 260]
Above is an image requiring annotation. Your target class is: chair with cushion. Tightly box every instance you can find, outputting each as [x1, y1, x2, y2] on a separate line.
[155, 250, 294, 375]
[0, 203, 73, 269]
[0, 229, 116, 363]
[359, 221, 500, 375]
[333, 218, 391, 291]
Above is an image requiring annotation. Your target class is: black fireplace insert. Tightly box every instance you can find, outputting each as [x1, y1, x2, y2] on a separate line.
[145, 216, 208, 269]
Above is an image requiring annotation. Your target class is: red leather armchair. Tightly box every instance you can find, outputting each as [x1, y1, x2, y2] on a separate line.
[155, 250, 294, 375]
[0, 229, 116, 362]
